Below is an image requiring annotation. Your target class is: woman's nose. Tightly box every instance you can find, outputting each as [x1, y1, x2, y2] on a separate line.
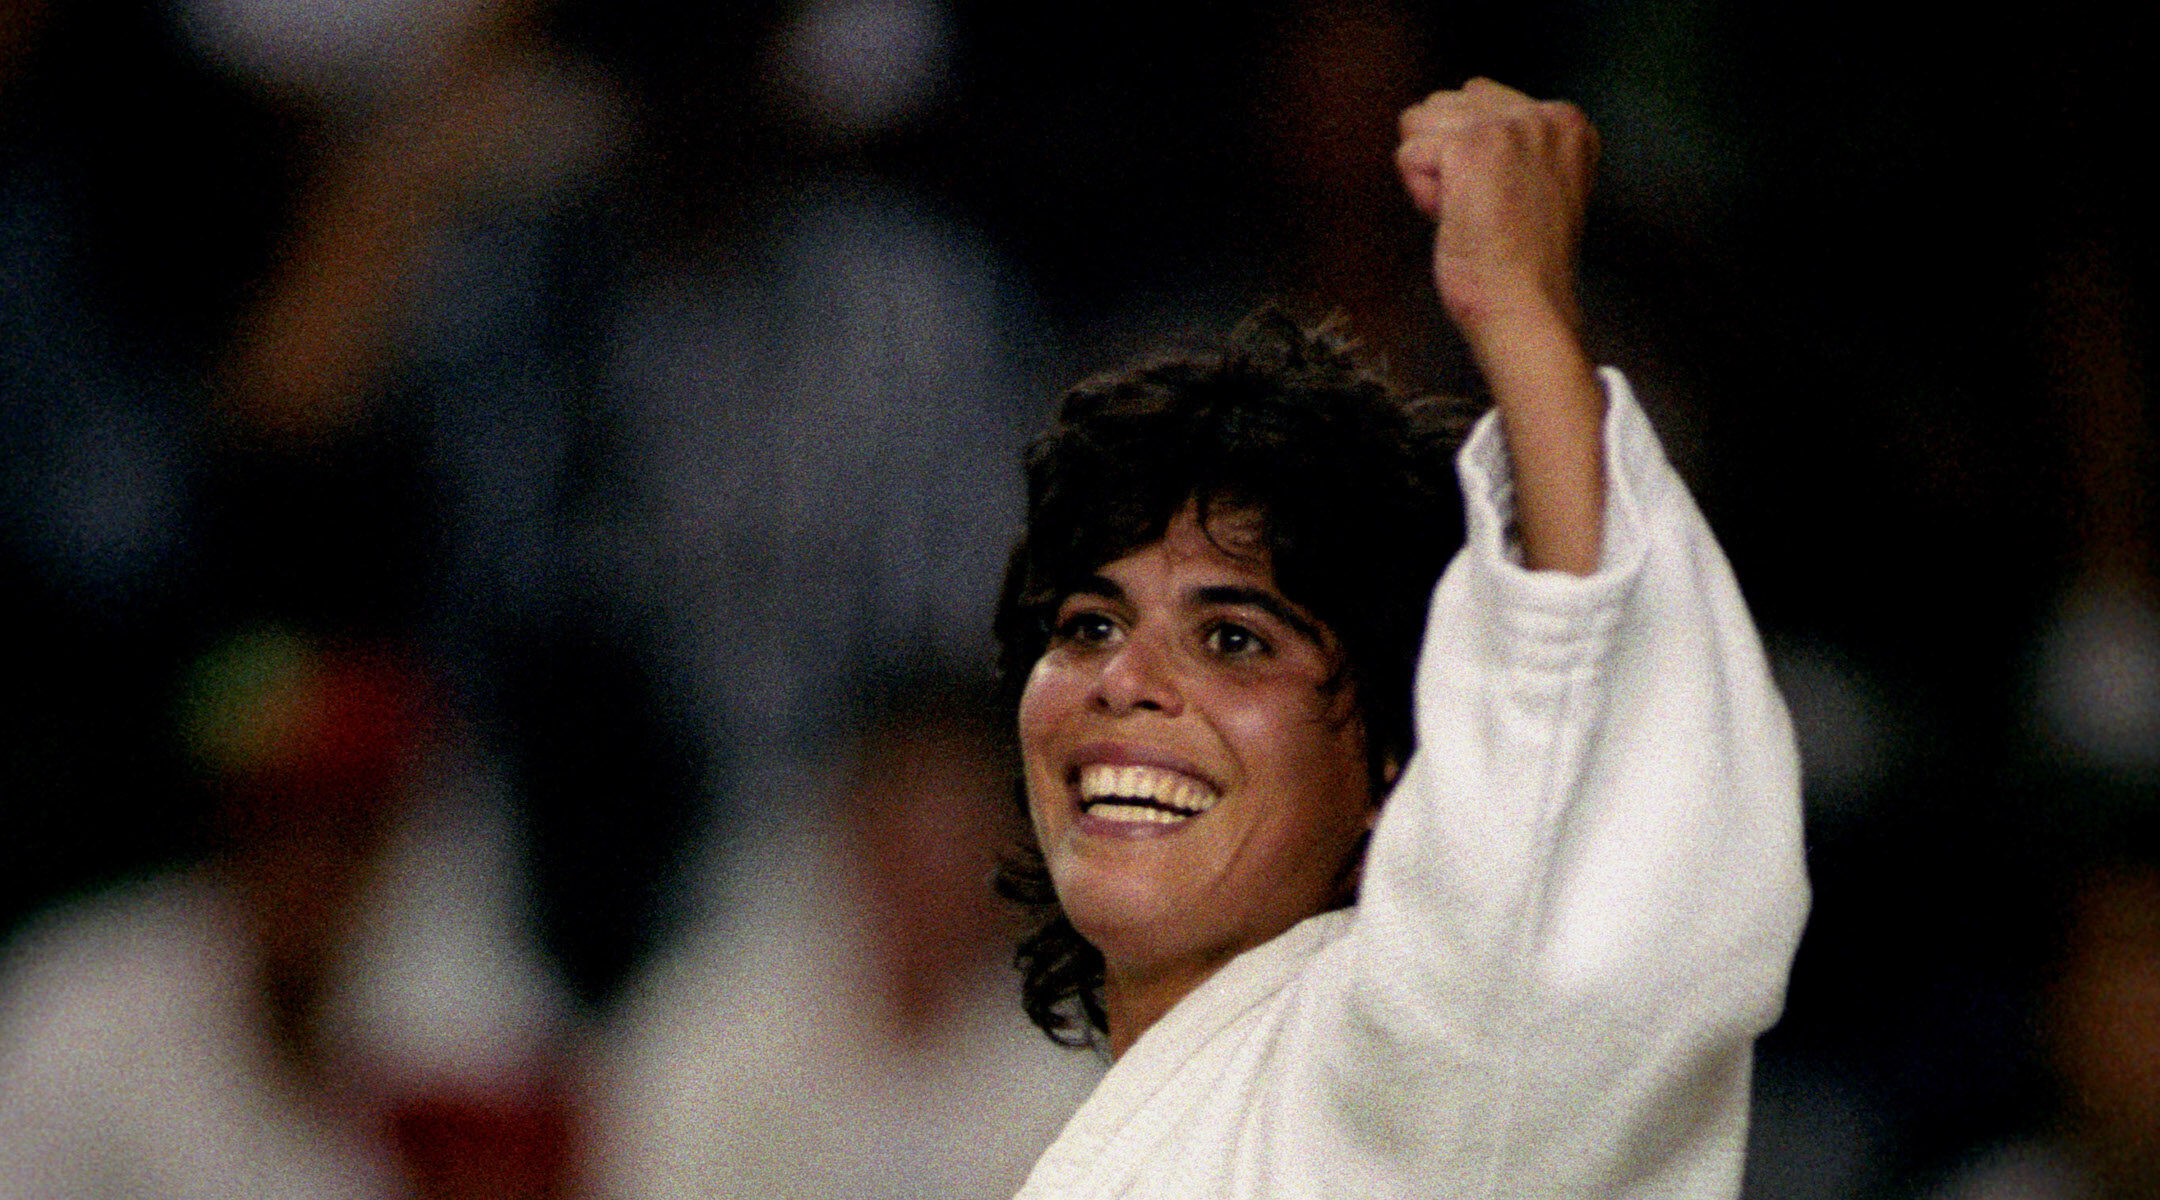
[1092, 632, 1183, 716]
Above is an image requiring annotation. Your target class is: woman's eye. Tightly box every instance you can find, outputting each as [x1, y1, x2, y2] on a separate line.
[1053, 611, 1119, 646]
[1204, 622, 1269, 658]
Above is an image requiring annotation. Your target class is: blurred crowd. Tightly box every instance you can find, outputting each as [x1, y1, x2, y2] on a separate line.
[0, 1, 2153, 1197]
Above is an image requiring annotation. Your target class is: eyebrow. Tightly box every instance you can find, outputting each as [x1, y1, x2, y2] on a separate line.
[1192, 585, 1329, 648]
[1066, 576, 1329, 649]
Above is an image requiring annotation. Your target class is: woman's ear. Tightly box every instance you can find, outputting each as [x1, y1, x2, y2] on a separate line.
[1365, 756, 1401, 831]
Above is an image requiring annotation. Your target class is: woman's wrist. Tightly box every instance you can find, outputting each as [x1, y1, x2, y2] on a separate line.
[1467, 310, 1607, 576]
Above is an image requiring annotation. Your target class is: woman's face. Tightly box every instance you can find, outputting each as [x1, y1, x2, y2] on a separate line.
[1017, 502, 1377, 986]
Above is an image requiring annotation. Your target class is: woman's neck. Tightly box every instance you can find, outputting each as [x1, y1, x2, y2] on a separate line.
[1101, 949, 1238, 1059]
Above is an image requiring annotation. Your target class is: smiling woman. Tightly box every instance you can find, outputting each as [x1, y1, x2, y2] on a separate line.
[1023, 500, 1386, 1050]
[990, 81, 1810, 1200]
[994, 311, 1471, 1053]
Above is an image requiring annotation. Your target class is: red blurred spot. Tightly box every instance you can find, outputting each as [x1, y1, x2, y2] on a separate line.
[388, 1084, 579, 1200]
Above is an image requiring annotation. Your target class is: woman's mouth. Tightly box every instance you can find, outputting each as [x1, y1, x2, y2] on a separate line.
[1076, 763, 1221, 826]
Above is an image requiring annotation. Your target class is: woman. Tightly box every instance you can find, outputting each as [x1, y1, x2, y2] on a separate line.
[992, 81, 1810, 1197]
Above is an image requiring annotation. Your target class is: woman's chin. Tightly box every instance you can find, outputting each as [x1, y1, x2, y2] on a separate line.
[1051, 865, 1187, 956]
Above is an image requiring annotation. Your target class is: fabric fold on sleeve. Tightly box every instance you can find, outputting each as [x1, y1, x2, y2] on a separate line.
[1299, 365, 1807, 1200]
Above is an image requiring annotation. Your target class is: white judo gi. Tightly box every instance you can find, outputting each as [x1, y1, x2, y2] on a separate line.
[1017, 370, 1811, 1199]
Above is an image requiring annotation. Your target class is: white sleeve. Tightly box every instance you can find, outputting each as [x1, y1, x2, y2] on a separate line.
[0, 953, 115, 1200]
[1293, 368, 1811, 1198]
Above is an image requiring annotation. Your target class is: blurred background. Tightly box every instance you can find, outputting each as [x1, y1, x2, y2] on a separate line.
[0, 0, 2152, 1197]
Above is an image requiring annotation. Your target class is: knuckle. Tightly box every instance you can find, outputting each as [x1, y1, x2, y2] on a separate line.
[1434, 137, 1476, 172]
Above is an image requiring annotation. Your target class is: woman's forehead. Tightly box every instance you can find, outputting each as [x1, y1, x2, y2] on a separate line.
[1186, 500, 1269, 554]
[1049, 494, 1296, 613]
[1101, 502, 1270, 580]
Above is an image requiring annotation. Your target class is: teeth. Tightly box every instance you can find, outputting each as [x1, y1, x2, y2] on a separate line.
[1077, 763, 1220, 817]
[1086, 802, 1188, 825]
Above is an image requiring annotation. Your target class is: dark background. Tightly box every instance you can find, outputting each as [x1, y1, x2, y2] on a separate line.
[3, 2, 2153, 1195]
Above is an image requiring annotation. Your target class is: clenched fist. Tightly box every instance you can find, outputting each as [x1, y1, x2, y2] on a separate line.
[1396, 78, 1605, 576]
[1395, 78, 1597, 339]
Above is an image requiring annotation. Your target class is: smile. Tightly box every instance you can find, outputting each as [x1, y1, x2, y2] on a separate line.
[1077, 763, 1222, 825]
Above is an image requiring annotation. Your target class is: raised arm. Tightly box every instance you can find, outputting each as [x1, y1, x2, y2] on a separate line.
[1338, 83, 1806, 1200]
[1395, 79, 1605, 575]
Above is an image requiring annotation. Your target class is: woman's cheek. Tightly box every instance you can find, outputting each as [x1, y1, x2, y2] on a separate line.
[1017, 653, 1073, 746]
[1017, 654, 1080, 834]
[1209, 682, 1302, 758]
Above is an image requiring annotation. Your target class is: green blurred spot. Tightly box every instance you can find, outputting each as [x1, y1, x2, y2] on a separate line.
[178, 627, 323, 775]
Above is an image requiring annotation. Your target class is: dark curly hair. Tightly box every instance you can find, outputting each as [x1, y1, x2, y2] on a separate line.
[992, 306, 1477, 1046]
